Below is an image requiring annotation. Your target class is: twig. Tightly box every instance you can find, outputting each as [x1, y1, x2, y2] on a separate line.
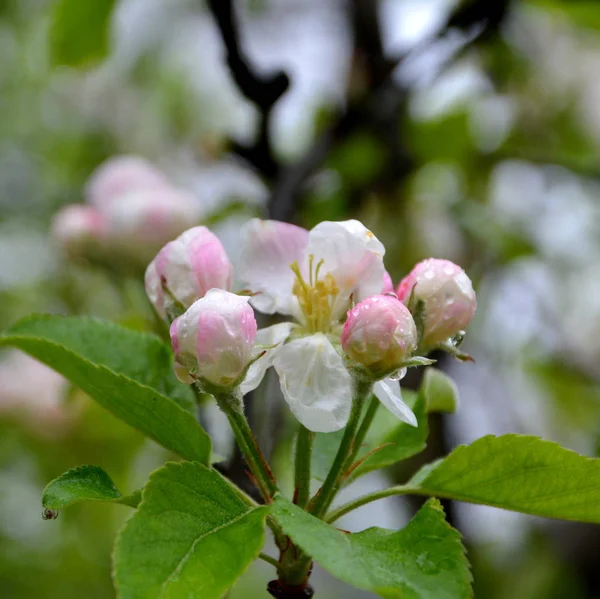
[206, 0, 290, 180]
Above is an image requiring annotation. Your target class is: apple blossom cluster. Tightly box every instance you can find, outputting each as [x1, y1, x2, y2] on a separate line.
[51, 156, 202, 268]
[145, 219, 477, 433]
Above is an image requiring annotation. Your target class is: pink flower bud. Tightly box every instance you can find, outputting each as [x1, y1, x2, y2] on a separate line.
[170, 289, 257, 387]
[86, 155, 170, 209]
[396, 258, 476, 349]
[341, 295, 417, 374]
[51, 205, 107, 260]
[145, 226, 233, 320]
[106, 188, 202, 264]
[382, 270, 394, 294]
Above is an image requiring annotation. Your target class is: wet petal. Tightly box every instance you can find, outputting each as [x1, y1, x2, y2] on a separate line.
[306, 220, 385, 314]
[237, 219, 308, 316]
[373, 378, 417, 426]
[240, 322, 294, 394]
[273, 333, 352, 433]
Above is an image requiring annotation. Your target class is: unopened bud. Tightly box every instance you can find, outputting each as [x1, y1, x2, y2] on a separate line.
[86, 155, 170, 209]
[51, 205, 107, 261]
[396, 258, 476, 350]
[145, 226, 233, 320]
[106, 188, 202, 264]
[341, 295, 417, 376]
[170, 289, 257, 388]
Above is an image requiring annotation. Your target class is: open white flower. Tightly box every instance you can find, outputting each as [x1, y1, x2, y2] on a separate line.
[237, 218, 417, 432]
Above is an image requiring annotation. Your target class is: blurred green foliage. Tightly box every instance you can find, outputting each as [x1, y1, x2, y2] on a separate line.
[50, 0, 117, 67]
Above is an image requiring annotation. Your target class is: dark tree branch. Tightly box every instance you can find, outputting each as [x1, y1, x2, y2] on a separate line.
[445, 0, 512, 39]
[268, 0, 409, 220]
[350, 0, 396, 88]
[206, 0, 290, 181]
[268, 0, 514, 222]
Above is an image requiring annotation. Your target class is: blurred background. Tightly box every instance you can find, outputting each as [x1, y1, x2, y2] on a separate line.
[1, 0, 600, 597]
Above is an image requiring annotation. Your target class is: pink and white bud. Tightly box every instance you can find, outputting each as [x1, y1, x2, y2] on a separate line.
[106, 188, 202, 264]
[85, 155, 170, 209]
[382, 270, 395, 294]
[51, 204, 107, 260]
[170, 289, 257, 388]
[145, 226, 233, 320]
[396, 258, 476, 349]
[341, 295, 417, 375]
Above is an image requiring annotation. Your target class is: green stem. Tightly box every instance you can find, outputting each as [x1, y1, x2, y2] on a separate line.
[342, 394, 380, 478]
[281, 378, 373, 586]
[259, 552, 280, 569]
[213, 389, 278, 502]
[325, 484, 412, 523]
[294, 426, 314, 509]
[309, 378, 373, 520]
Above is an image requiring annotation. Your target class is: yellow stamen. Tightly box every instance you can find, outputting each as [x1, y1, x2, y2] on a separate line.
[290, 257, 339, 333]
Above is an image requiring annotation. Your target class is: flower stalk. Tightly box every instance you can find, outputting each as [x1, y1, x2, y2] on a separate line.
[325, 484, 413, 524]
[341, 393, 380, 480]
[294, 426, 314, 509]
[309, 377, 373, 519]
[212, 388, 278, 502]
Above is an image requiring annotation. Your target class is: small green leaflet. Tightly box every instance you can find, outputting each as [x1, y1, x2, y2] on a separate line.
[1, 315, 211, 464]
[272, 496, 472, 599]
[421, 368, 460, 413]
[115, 462, 268, 599]
[43, 465, 140, 510]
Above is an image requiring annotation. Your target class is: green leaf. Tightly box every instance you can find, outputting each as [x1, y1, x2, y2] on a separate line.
[50, 0, 117, 68]
[421, 368, 460, 413]
[3, 314, 195, 411]
[115, 462, 268, 599]
[408, 434, 600, 523]
[1, 315, 210, 464]
[272, 497, 472, 599]
[42, 465, 140, 510]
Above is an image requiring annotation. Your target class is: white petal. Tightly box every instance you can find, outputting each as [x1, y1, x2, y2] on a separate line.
[273, 334, 352, 433]
[237, 219, 308, 316]
[240, 322, 293, 395]
[374, 378, 417, 427]
[305, 220, 386, 314]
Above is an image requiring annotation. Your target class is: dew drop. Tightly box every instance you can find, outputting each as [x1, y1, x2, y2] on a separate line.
[388, 367, 407, 381]
[416, 552, 439, 575]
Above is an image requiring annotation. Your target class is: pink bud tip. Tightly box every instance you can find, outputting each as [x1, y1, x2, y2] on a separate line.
[145, 226, 234, 320]
[170, 289, 257, 388]
[396, 258, 476, 349]
[341, 295, 417, 374]
[85, 155, 170, 209]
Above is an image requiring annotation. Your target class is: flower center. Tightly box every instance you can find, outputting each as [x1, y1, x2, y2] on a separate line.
[290, 255, 339, 333]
